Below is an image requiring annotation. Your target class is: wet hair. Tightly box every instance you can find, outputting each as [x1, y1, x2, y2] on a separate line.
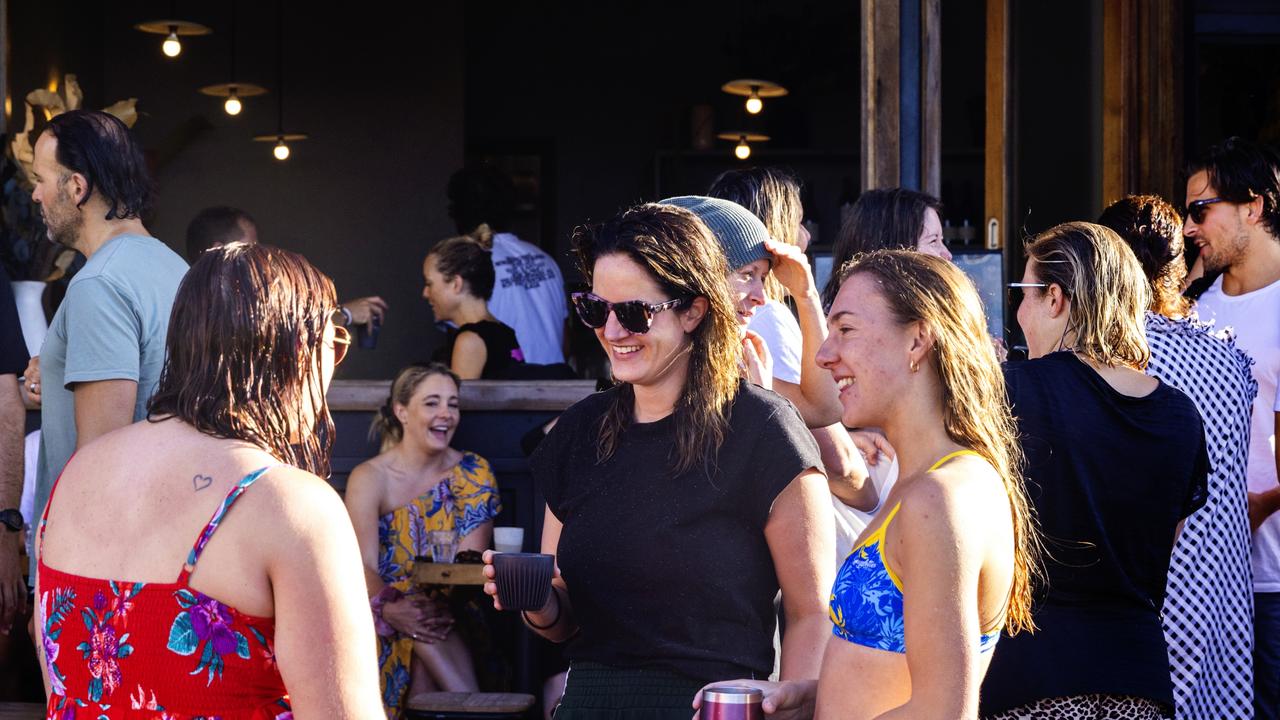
[147, 242, 338, 476]
[1024, 222, 1151, 369]
[370, 363, 461, 453]
[824, 188, 943, 307]
[447, 164, 516, 234]
[1186, 136, 1280, 237]
[832, 250, 1040, 635]
[1098, 195, 1191, 319]
[708, 166, 804, 300]
[571, 203, 740, 477]
[185, 206, 257, 262]
[44, 110, 154, 221]
[426, 232, 496, 300]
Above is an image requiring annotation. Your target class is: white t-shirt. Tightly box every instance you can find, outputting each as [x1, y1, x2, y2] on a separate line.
[748, 300, 803, 385]
[832, 456, 899, 563]
[487, 233, 568, 365]
[1196, 275, 1280, 592]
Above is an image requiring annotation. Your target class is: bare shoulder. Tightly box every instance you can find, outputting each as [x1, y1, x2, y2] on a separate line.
[897, 455, 1001, 530]
[243, 465, 349, 537]
[454, 330, 486, 352]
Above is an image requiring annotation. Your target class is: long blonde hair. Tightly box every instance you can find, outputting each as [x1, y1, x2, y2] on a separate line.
[1025, 222, 1152, 370]
[572, 204, 742, 477]
[836, 250, 1040, 634]
[708, 167, 804, 301]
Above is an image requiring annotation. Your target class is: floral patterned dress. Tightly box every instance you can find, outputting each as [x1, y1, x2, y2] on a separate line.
[375, 451, 500, 719]
[36, 466, 292, 720]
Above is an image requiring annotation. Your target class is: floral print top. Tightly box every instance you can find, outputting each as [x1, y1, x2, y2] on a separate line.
[37, 466, 292, 720]
[374, 450, 500, 719]
[828, 450, 1001, 654]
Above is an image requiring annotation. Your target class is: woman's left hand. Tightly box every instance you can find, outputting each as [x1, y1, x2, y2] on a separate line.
[765, 238, 816, 298]
[742, 329, 773, 390]
[691, 679, 817, 720]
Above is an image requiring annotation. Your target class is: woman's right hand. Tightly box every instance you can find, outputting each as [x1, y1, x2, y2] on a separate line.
[742, 329, 773, 390]
[482, 549, 563, 615]
[692, 679, 817, 720]
[380, 593, 452, 642]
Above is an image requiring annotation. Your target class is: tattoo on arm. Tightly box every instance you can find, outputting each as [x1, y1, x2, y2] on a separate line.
[192, 474, 213, 492]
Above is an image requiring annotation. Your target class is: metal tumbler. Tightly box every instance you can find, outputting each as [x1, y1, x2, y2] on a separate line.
[701, 686, 763, 720]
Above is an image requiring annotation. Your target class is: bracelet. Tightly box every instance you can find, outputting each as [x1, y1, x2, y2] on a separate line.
[522, 588, 561, 630]
[338, 306, 354, 327]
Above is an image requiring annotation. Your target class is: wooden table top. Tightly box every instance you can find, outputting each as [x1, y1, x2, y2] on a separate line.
[412, 561, 486, 587]
[0, 702, 45, 720]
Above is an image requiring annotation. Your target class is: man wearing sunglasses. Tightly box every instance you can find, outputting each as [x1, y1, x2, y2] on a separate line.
[1186, 136, 1280, 720]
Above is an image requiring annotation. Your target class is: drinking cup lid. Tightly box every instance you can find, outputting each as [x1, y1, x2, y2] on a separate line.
[702, 686, 763, 704]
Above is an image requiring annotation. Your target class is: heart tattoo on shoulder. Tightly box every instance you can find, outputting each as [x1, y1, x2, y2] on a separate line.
[192, 474, 214, 492]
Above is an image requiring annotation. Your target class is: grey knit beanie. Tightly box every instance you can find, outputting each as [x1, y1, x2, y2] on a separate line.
[659, 195, 772, 271]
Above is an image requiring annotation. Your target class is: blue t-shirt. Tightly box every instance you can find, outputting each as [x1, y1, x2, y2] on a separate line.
[31, 234, 188, 564]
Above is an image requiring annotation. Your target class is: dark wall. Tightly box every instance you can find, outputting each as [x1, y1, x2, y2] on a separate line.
[8, 1, 466, 379]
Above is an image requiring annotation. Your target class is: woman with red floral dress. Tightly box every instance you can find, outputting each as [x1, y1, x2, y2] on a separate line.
[34, 243, 383, 719]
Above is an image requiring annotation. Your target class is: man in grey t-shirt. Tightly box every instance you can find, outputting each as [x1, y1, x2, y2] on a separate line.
[24, 111, 187, 572]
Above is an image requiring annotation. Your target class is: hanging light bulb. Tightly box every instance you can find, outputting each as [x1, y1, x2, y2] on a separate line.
[273, 139, 290, 160]
[745, 86, 763, 115]
[735, 137, 751, 160]
[162, 26, 182, 57]
[224, 89, 242, 116]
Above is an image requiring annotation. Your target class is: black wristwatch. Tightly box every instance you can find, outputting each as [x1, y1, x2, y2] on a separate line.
[0, 509, 23, 532]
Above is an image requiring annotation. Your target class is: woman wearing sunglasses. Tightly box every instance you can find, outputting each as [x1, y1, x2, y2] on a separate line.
[980, 223, 1210, 719]
[33, 242, 382, 718]
[482, 203, 834, 718]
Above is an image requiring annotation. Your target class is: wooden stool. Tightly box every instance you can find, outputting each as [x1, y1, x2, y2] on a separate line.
[406, 692, 535, 720]
[0, 702, 46, 720]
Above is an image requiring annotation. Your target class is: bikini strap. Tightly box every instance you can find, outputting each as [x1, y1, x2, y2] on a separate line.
[178, 465, 278, 583]
[927, 449, 981, 472]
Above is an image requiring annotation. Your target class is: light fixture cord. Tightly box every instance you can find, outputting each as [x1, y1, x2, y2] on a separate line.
[227, 0, 237, 82]
[275, 0, 284, 134]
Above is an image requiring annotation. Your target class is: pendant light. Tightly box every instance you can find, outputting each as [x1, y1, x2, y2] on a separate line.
[718, 132, 769, 160]
[253, 0, 306, 160]
[200, 1, 266, 116]
[135, 3, 210, 59]
[721, 79, 788, 115]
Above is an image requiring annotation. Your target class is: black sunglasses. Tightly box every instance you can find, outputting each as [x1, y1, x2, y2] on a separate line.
[571, 292, 689, 334]
[1184, 197, 1226, 225]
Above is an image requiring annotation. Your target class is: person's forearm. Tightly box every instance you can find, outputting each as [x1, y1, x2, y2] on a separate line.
[0, 375, 24, 511]
[792, 290, 843, 427]
[813, 425, 877, 511]
[523, 584, 578, 643]
[778, 613, 829, 681]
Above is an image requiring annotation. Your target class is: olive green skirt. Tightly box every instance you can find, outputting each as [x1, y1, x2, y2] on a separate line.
[553, 662, 706, 720]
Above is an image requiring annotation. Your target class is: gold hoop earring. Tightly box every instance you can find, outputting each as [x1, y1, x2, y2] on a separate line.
[910, 360, 918, 373]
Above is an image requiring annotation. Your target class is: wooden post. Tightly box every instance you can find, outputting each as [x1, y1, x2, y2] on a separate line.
[861, 0, 901, 190]
[984, 0, 1010, 251]
[921, 0, 942, 198]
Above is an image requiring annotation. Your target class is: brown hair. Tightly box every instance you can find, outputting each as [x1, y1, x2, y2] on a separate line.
[426, 229, 496, 300]
[824, 187, 943, 307]
[371, 363, 461, 452]
[1024, 222, 1152, 369]
[708, 167, 804, 301]
[571, 203, 741, 477]
[148, 242, 337, 476]
[1097, 195, 1191, 319]
[834, 250, 1040, 635]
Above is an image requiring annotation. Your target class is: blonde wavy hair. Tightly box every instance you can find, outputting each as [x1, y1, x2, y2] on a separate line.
[836, 250, 1041, 635]
[572, 204, 742, 477]
[1025, 222, 1152, 369]
[708, 167, 805, 302]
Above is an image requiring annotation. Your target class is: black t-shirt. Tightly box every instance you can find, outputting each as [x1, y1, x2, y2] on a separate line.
[534, 381, 821, 682]
[0, 269, 29, 376]
[981, 352, 1209, 714]
[437, 320, 525, 379]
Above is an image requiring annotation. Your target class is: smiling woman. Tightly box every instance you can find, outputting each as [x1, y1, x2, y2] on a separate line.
[480, 203, 835, 719]
[343, 363, 501, 716]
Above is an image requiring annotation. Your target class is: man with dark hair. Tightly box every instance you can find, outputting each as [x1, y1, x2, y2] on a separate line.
[447, 164, 567, 365]
[27, 110, 188, 574]
[184, 205, 257, 262]
[1185, 136, 1280, 720]
[183, 205, 387, 329]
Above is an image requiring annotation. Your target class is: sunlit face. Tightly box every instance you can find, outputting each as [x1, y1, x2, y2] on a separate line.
[727, 258, 770, 325]
[916, 207, 950, 261]
[590, 253, 702, 391]
[796, 220, 812, 253]
[299, 319, 340, 434]
[1183, 170, 1248, 273]
[422, 254, 460, 323]
[30, 132, 85, 250]
[395, 373, 461, 452]
[1014, 259, 1067, 359]
[816, 272, 916, 428]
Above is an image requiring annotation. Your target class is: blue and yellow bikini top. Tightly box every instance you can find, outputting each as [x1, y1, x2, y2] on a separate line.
[828, 450, 1002, 654]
